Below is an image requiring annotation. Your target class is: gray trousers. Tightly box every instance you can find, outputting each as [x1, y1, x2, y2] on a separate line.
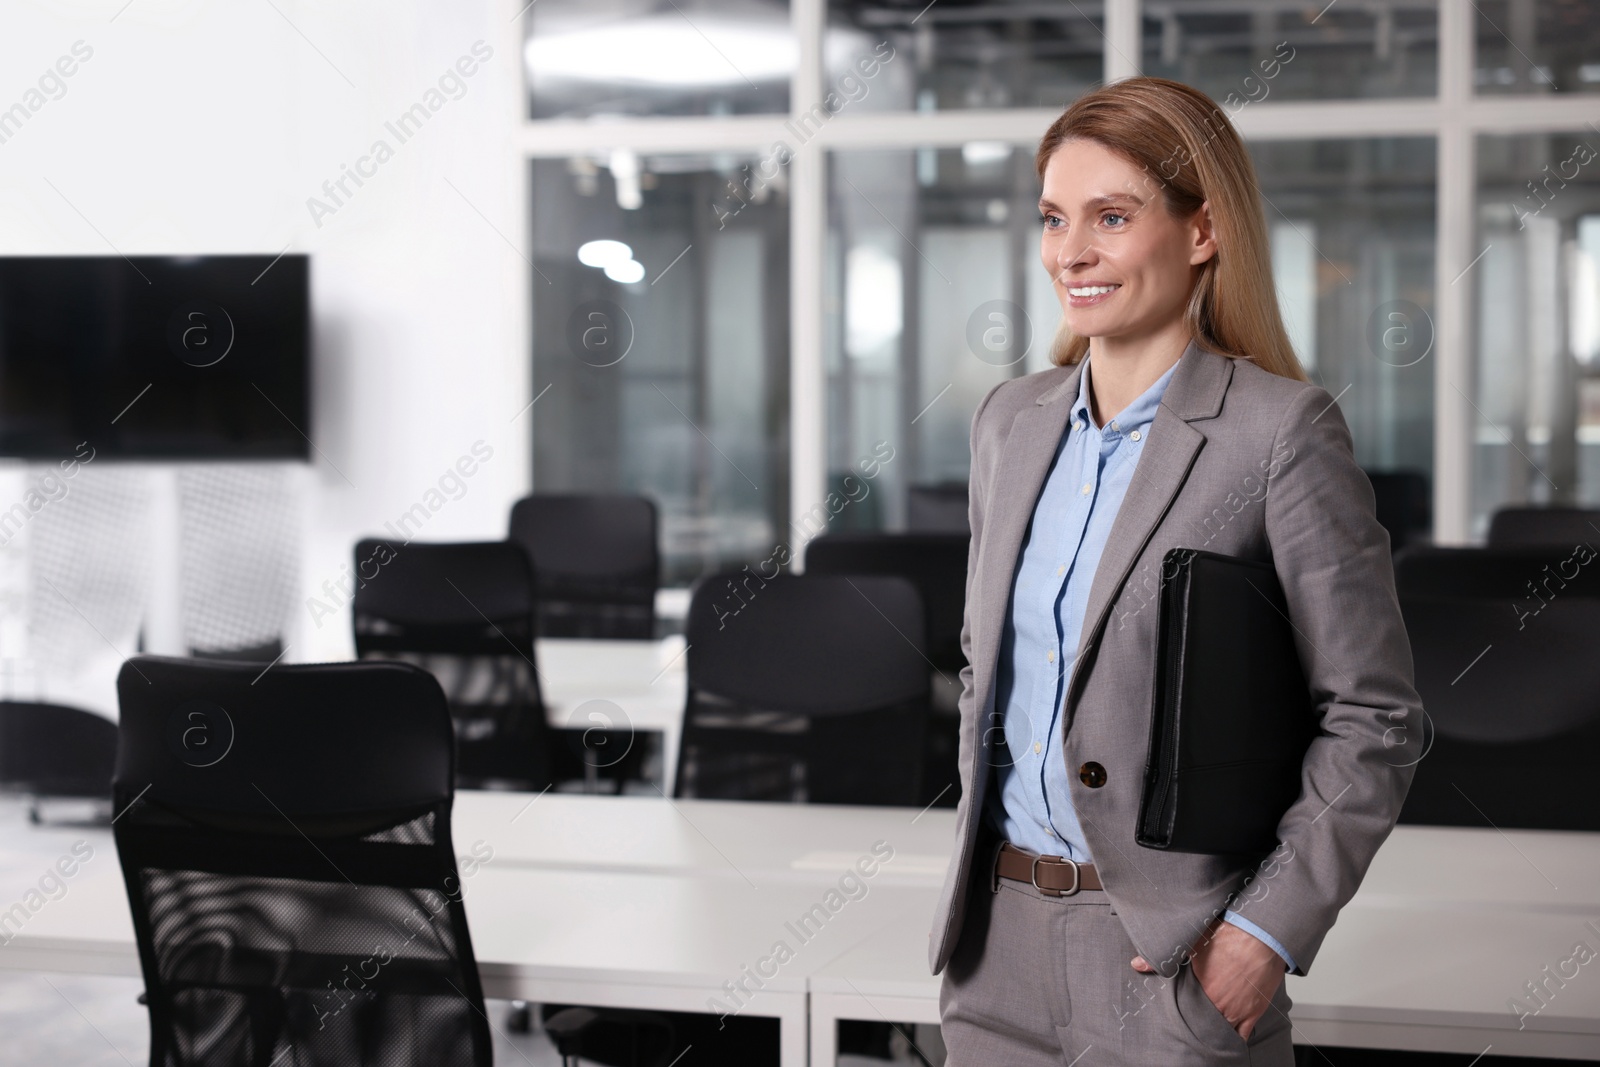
[939, 853, 1296, 1066]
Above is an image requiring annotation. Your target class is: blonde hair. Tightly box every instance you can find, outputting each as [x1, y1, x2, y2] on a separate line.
[1035, 76, 1307, 381]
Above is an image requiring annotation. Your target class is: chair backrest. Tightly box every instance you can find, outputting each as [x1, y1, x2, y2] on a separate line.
[677, 573, 929, 805]
[1364, 469, 1430, 552]
[352, 539, 552, 791]
[1393, 546, 1600, 830]
[803, 532, 970, 676]
[508, 494, 659, 639]
[1487, 506, 1600, 549]
[0, 701, 118, 799]
[906, 482, 969, 534]
[113, 655, 491, 1067]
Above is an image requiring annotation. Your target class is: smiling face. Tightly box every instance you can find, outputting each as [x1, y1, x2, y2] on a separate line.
[1039, 138, 1216, 347]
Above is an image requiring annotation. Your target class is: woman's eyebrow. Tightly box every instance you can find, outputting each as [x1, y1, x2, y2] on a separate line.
[1038, 194, 1147, 212]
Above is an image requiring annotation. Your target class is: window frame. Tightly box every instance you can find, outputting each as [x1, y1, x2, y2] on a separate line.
[514, 0, 1600, 554]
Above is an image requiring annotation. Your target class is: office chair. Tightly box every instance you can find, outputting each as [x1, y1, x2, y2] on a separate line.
[352, 539, 555, 791]
[111, 655, 492, 1067]
[676, 571, 930, 805]
[906, 481, 970, 534]
[1363, 469, 1431, 552]
[1486, 505, 1600, 549]
[804, 531, 970, 808]
[508, 494, 659, 639]
[543, 573, 927, 1065]
[1394, 546, 1600, 830]
[0, 700, 118, 823]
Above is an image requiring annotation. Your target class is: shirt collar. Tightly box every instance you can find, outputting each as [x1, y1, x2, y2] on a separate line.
[1072, 347, 1183, 434]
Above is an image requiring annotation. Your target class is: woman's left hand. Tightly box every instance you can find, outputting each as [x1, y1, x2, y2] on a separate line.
[1130, 919, 1285, 1039]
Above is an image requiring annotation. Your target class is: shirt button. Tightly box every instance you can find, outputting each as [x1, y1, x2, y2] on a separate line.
[1131, 429, 1142, 442]
[1073, 420, 1084, 431]
[1047, 650, 1055, 663]
[1034, 742, 1042, 754]
[1081, 483, 1092, 496]
[1110, 420, 1119, 431]
[1057, 564, 1065, 576]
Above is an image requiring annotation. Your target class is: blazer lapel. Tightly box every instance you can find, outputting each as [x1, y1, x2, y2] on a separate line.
[1070, 342, 1234, 690]
[968, 364, 1081, 698]
[968, 341, 1235, 728]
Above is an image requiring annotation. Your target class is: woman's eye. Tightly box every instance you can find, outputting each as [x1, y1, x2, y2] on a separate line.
[1103, 212, 1128, 227]
[1039, 213, 1063, 229]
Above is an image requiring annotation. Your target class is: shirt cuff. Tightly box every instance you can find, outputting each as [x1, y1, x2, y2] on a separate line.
[1222, 911, 1296, 972]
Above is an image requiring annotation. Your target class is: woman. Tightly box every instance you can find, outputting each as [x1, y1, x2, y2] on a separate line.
[929, 77, 1423, 1066]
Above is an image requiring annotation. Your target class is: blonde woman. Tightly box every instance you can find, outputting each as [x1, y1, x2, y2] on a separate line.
[929, 76, 1422, 1065]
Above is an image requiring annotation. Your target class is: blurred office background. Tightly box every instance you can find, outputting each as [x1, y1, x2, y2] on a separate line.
[2, 1, 1600, 1064]
[1, 0, 1597, 712]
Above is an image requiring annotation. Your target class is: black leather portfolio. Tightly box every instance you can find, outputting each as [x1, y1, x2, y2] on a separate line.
[1136, 548, 1318, 855]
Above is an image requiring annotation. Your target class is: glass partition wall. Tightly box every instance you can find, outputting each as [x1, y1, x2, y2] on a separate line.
[521, 0, 1600, 586]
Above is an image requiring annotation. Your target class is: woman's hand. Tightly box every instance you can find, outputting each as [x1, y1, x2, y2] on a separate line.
[1130, 919, 1285, 1039]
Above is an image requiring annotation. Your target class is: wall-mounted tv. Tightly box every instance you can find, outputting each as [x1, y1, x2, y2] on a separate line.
[0, 255, 310, 460]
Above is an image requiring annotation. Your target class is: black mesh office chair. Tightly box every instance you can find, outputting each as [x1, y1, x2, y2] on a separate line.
[352, 539, 555, 791]
[1394, 546, 1600, 830]
[0, 701, 118, 823]
[112, 655, 492, 1067]
[676, 572, 930, 805]
[804, 531, 969, 808]
[508, 494, 659, 639]
[1486, 505, 1600, 549]
[546, 573, 928, 1065]
[1363, 469, 1431, 553]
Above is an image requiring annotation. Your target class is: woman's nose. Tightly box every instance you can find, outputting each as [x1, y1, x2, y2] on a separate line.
[1057, 240, 1094, 274]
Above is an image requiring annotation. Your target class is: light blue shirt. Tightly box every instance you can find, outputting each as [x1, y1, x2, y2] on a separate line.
[983, 352, 1296, 972]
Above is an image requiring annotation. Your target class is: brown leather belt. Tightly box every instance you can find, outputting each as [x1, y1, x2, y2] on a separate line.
[993, 842, 1104, 896]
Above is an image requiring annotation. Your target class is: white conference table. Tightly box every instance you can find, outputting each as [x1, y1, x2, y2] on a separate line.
[535, 636, 687, 793]
[8, 794, 1600, 1064]
[0, 793, 954, 1067]
[810, 824, 1600, 1063]
[452, 790, 953, 883]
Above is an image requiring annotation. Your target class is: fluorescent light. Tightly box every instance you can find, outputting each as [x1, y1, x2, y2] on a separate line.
[845, 244, 902, 356]
[605, 259, 646, 284]
[962, 141, 1012, 167]
[524, 16, 795, 88]
[578, 240, 633, 268]
[610, 148, 642, 211]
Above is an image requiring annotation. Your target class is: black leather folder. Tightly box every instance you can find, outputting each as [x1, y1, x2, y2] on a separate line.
[1136, 548, 1318, 855]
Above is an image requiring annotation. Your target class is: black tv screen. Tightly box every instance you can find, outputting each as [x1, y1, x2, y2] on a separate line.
[0, 255, 310, 460]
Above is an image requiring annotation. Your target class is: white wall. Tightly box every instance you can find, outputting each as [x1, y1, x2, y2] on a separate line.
[0, 0, 532, 708]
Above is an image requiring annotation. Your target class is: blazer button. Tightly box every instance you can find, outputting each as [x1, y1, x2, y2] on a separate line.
[1079, 761, 1107, 788]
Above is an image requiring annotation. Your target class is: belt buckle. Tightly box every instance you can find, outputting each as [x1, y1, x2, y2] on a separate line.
[1032, 853, 1080, 897]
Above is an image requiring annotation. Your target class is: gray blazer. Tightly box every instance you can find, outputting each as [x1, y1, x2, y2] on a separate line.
[929, 338, 1423, 978]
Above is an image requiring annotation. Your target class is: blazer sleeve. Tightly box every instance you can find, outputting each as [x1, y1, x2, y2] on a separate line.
[1233, 383, 1423, 975]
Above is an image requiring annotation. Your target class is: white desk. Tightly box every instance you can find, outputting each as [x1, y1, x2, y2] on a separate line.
[808, 824, 1600, 1064]
[0, 796, 953, 1067]
[452, 790, 954, 885]
[10, 796, 1596, 1065]
[535, 637, 686, 792]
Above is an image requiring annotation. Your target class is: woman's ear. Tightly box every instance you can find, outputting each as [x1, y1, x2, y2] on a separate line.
[1190, 200, 1218, 266]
